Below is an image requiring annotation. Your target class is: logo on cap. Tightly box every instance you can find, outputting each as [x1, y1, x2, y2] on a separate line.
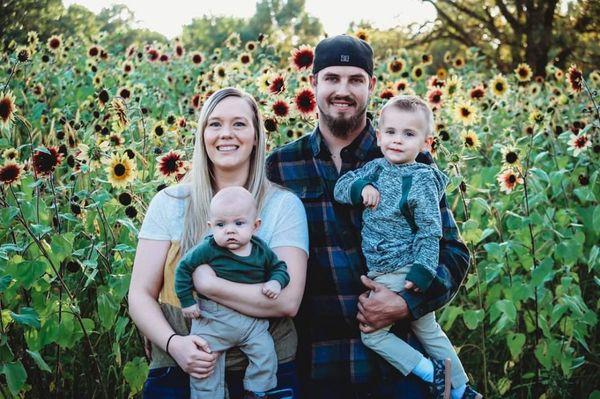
[340, 55, 350, 62]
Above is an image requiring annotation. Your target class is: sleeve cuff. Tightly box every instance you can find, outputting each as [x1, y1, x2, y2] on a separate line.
[271, 273, 290, 289]
[350, 179, 373, 205]
[178, 294, 196, 308]
[406, 263, 435, 291]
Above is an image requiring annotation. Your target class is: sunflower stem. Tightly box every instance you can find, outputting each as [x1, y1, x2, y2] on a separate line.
[581, 78, 600, 125]
[2, 60, 20, 92]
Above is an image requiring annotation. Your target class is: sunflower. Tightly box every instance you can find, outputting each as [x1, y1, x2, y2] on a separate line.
[436, 68, 448, 80]
[453, 56, 466, 69]
[490, 74, 509, 97]
[271, 99, 290, 118]
[212, 64, 227, 82]
[443, 75, 462, 97]
[454, 101, 478, 125]
[156, 150, 188, 181]
[395, 79, 410, 93]
[152, 121, 167, 137]
[268, 75, 286, 95]
[514, 63, 532, 82]
[411, 65, 425, 80]
[190, 52, 204, 65]
[460, 129, 481, 150]
[289, 45, 314, 71]
[427, 89, 443, 110]
[122, 61, 134, 74]
[589, 70, 600, 86]
[497, 169, 523, 194]
[174, 43, 184, 58]
[380, 89, 395, 100]
[105, 153, 137, 188]
[294, 88, 316, 115]
[568, 133, 591, 156]
[2, 148, 19, 161]
[427, 76, 445, 89]
[0, 161, 24, 186]
[354, 28, 369, 42]
[443, 51, 452, 63]
[245, 41, 258, 52]
[469, 86, 486, 101]
[567, 65, 583, 93]
[46, 35, 62, 53]
[146, 48, 160, 62]
[225, 33, 241, 49]
[387, 59, 404, 74]
[528, 109, 544, 124]
[32, 146, 63, 177]
[27, 31, 39, 51]
[421, 54, 433, 65]
[501, 145, 520, 168]
[258, 73, 271, 93]
[238, 52, 253, 65]
[17, 46, 30, 62]
[554, 68, 564, 81]
[0, 91, 17, 129]
[191, 93, 202, 109]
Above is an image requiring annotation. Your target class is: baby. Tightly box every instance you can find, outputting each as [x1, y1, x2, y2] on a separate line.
[334, 95, 482, 399]
[175, 186, 289, 399]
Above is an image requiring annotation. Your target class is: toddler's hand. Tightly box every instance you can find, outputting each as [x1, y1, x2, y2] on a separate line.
[182, 304, 201, 319]
[361, 185, 380, 209]
[404, 280, 421, 292]
[262, 280, 282, 299]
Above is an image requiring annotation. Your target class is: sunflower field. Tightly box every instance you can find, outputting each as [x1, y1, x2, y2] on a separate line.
[0, 27, 598, 398]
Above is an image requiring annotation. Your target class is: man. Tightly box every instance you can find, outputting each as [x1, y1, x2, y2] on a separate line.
[266, 35, 470, 398]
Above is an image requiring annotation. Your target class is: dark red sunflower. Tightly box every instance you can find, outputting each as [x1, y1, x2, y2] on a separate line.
[294, 89, 316, 115]
[427, 89, 443, 109]
[175, 44, 184, 57]
[272, 100, 290, 118]
[469, 86, 485, 100]
[191, 52, 203, 65]
[88, 46, 99, 57]
[380, 89, 395, 100]
[32, 146, 63, 177]
[289, 45, 314, 71]
[156, 150, 188, 181]
[269, 76, 286, 95]
[147, 48, 160, 62]
[191, 94, 201, 109]
[567, 65, 583, 93]
[0, 162, 23, 186]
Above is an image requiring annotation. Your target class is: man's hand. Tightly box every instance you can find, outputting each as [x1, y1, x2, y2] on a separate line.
[361, 185, 380, 209]
[262, 280, 282, 299]
[404, 280, 421, 292]
[182, 304, 201, 319]
[193, 264, 217, 296]
[357, 275, 410, 333]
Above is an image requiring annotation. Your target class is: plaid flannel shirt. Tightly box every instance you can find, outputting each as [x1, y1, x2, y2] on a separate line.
[265, 120, 470, 384]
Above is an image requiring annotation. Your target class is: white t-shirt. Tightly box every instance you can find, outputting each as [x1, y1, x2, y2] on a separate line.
[138, 184, 309, 255]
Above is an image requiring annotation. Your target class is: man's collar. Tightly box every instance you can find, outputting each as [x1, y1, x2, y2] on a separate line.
[309, 119, 376, 161]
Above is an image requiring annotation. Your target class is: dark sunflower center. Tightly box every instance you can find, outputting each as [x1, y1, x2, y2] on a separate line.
[506, 152, 518, 163]
[461, 108, 471, 117]
[415, 69, 422, 77]
[0, 165, 18, 182]
[495, 83, 504, 91]
[114, 164, 126, 176]
[0, 99, 12, 120]
[297, 52, 313, 67]
[465, 137, 474, 146]
[155, 126, 164, 136]
[508, 175, 516, 183]
[164, 157, 178, 172]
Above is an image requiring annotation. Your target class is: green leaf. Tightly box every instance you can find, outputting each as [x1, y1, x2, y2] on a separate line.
[97, 293, 118, 330]
[0, 206, 19, 226]
[534, 340, 552, 369]
[506, 332, 525, 359]
[463, 309, 484, 330]
[593, 206, 600, 234]
[1, 361, 27, 395]
[123, 357, 149, 396]
[7, 260, 46, 289]
[496, 377, 511, 395]
[0, 275, 12, 292]
[439, 306, 463, 330]
[531, 257, 554, 287]
[589, 246, 599, 272]
[26, 350, 52, 372]
[11, 307, 41, 329]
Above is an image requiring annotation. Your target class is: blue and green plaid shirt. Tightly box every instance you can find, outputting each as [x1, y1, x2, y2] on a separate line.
[266, 120, 470, 384]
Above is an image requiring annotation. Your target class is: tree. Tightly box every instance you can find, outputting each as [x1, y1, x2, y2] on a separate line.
[419, 0, 600, 75]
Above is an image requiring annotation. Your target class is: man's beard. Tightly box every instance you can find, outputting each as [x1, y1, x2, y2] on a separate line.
[319, 98, 367, 138]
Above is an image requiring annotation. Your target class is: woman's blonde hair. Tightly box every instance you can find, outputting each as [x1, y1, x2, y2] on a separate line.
[179, 87, 270, 254]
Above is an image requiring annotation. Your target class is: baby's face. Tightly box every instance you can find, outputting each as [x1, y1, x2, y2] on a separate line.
[376, 108, 431, 164]
[209, 200, 259, 251]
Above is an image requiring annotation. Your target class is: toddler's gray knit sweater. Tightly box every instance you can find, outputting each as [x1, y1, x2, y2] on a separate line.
[334, 158, 449, 291]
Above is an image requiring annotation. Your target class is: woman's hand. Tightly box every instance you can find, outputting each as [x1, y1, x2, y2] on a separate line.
[169, 335, 218, 379]
[192, 264, 218, 296]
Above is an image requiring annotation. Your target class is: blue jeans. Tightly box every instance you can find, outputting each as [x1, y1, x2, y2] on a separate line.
[302, 373, 429, 399]
[142, 361, 298, 399]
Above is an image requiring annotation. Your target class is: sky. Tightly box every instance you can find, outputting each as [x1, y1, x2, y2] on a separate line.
[62, 0, 437, 39]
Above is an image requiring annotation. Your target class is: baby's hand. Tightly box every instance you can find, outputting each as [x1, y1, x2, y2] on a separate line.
[404, 280, 421, 292]
[181, 304, 201, 319]
[361, 185, 380, 209]
[262, 280, 282, 299]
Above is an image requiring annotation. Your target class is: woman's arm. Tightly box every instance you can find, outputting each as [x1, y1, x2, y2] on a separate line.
[128, 239, 217, 378]
[194, 245, 308, 318]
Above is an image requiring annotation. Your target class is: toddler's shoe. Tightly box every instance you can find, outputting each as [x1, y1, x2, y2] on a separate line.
[461, 385, 483, 399]
[243, 391, 271, 399]
[429, 358, 452, 399]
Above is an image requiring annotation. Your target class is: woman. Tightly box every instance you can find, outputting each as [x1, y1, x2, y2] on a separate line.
[128, 87, 309, 398]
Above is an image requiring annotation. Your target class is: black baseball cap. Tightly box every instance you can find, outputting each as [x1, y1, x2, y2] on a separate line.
[313, 34, 374, 76]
